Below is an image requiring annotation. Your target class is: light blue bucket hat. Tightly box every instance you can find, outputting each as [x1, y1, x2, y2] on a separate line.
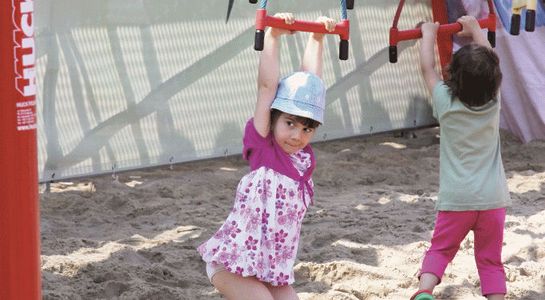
[271, 71, 326, 124]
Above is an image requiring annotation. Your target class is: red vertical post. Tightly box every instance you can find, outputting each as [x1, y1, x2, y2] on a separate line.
[0, 0, 41, 299]
[431, 0, 452, 78]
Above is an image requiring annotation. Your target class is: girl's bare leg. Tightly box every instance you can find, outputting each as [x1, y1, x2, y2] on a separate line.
[267, 284, 299, 300]
[212, 271, 274, 300]
[419, 272, 439, 291]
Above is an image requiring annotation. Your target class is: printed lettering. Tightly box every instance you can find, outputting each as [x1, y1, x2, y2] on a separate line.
[12, 0, 36, 97]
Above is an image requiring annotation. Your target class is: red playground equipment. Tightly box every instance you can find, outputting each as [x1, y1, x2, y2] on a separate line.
[1, 0, 41, 299]
[389, 0, 497, 70]
[250, 0, 355, 9]
[251, 0, 351, 60]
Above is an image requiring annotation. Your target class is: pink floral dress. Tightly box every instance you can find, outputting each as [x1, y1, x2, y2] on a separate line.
[197, 119, 316, 286]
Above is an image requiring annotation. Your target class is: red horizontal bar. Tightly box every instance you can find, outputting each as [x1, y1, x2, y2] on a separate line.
[390, 16, 495, 45]
[255, 10, 349, 40]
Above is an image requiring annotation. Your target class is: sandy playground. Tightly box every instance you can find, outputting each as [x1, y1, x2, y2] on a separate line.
[40, 127, 545, 300]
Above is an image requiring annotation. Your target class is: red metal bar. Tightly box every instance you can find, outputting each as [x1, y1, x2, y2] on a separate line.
[432, 0, 452, 71]
[0, 0, 41, 299]
[255, 9, 350, 40]
[390, 18, 495, 45]
[389, 0, 496, 66]
[391, 0, 406, 29]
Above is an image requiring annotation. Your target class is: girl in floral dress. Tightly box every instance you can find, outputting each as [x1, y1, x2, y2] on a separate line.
[198, 13, 335, 300]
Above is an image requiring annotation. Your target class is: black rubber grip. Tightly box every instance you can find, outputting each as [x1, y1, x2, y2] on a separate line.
[347, 0, 354, 10]
[254, 30, 264, 51]
[525, 10, 535, 32]
[249, 0, 258, 3]
[488, 31, 496, 48]
[510, 14, 521, 35]
[389, 46, 397, 63]
[339, 39, 349, 60]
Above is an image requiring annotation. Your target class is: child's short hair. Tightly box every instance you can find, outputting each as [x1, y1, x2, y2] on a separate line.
[445, 44, 502, 107]
[270, 109, 321, 129]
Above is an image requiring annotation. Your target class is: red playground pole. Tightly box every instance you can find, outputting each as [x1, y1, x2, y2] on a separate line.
[0, 0, 41, 299]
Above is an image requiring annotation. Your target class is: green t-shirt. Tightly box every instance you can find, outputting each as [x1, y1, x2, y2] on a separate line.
[433, 82, 511, 211]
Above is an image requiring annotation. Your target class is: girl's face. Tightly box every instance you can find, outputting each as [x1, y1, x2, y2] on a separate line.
[272, 113, 316, 154]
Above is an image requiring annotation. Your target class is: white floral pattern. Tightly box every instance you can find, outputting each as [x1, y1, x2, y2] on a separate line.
[198, 150, 312, 286]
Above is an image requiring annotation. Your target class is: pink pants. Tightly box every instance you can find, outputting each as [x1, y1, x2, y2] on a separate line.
[420, 208, 507, 296]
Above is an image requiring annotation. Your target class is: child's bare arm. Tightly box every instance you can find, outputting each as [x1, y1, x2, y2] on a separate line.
[255, 13, 295, 137]
[300, 16, 335, 77]
[457, 15, 490, 48]
[419, 22, 441, 92]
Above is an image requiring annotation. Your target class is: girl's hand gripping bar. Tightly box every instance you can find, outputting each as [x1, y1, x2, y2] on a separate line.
[389, 0, 496, 63]
[389, 17, 496, 63]
[254, 9, 351, 60]
[250, 0, 354, 9]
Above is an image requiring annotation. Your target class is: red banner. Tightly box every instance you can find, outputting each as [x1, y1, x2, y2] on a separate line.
[0, 0, 41, 299]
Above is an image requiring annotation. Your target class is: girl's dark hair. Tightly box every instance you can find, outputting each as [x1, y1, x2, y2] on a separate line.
[270, 109, 321, 129]
[445, 44, 502, 107]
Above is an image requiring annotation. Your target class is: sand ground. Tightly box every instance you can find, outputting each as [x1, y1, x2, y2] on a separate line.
[40, 127, 545, 300]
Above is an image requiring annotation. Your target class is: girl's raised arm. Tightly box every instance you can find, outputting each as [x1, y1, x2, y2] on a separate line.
[300, 16, 335, 77]
[419, 22, 441, 92]
[254, 13, 294, 137]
